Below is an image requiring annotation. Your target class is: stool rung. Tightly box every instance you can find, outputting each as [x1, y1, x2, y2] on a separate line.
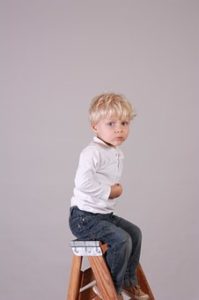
[79, 280, 96, 292]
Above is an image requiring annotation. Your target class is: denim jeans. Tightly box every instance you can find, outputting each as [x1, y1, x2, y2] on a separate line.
[69, 206, 142, 293]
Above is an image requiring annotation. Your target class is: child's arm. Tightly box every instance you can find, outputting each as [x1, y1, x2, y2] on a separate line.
[109, 183, 123, 199]
[75, 148, 111, 200]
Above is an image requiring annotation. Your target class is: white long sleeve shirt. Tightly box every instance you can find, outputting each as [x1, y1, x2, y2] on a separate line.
[71, 136, 124, 214]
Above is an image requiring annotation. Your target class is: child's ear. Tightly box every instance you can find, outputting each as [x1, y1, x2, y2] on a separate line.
[91, 123, 97, 133]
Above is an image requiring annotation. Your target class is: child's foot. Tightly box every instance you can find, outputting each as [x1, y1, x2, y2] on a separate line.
[117, 292, 124, 300]
[123, 285, 149, 300]
[92, 285, 124, 299]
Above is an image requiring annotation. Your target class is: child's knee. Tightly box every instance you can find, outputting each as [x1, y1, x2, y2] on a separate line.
[134, 224, 142, 242]
[135, 226, 142, 248]
[137, 226, 142, 239]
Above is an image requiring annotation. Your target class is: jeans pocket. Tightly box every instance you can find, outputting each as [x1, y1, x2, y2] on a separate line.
[69, 208, 94, 238]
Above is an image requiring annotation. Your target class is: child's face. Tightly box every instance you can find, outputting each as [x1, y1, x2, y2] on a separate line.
[92, 116, 130, 146]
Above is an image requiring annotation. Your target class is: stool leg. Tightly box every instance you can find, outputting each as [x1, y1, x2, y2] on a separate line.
[89, 256, 118, 300]
[136, 263, 155, 300]
[67, 255, 83, 300]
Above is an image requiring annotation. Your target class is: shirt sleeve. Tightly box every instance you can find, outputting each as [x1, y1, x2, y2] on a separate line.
[74, 147, 111, 200]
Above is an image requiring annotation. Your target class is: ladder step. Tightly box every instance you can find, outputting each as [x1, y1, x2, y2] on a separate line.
[70, 240, 103, 256]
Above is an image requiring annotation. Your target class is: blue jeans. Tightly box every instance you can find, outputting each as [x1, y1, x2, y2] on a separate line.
[69, 206, 142, 293]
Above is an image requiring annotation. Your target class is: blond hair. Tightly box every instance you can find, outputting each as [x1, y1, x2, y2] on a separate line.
[89, 93, 136, 124]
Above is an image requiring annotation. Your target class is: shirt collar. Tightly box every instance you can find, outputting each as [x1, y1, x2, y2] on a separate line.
[93, 136, 108, 146]
[93, 136, 118, 149]
[92, 136, 124, 157]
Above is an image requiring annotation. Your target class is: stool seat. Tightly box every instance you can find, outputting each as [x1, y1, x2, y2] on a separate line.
[70, 240, 103, 256]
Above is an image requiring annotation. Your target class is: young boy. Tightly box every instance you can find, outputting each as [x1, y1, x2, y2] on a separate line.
[69, 93, 149, 300]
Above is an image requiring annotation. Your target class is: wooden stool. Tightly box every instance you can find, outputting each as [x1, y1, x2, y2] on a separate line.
[66, 240, 155, 300]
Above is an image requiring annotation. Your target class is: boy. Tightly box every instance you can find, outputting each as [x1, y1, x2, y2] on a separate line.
[69, 93, 149, 300]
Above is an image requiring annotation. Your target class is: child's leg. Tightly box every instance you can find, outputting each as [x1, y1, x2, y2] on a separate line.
[110, 214, 142, 287]
[69, 206, 133, 293]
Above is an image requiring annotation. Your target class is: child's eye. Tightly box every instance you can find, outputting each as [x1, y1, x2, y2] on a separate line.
[107, 122, 114, 126]
[121, 121, 129, 126]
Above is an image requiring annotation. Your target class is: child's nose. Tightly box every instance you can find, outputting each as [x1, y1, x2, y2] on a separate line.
[115, 126, 122, 133]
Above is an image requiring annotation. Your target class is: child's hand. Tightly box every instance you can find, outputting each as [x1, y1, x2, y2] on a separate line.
[109, 183, 123, 199]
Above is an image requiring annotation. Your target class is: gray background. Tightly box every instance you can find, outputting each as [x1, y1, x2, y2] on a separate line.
[1, 1, 198, 299]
